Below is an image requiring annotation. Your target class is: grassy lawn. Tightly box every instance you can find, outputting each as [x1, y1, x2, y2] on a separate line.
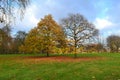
[0, 53, 120, 80]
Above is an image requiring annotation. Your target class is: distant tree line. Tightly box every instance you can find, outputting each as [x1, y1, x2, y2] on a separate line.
[1, 0, 120, 55]
[0, 26, 27, 54]
[0, 13, 119, 56]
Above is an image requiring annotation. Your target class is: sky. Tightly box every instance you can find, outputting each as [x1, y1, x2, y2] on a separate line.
[13, 0, 120, 38]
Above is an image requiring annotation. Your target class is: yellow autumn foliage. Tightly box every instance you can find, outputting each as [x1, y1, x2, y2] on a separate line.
[19, 14, 67, 55]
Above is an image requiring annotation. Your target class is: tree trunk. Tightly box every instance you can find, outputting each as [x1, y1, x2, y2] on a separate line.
[46, 52, 49, 57]
[74, 46, 77, 58]
[117, 47, 119, 52]
[74, 39, 77, 58]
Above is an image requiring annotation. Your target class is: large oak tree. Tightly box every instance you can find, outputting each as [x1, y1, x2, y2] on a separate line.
[61, 13, 98, 57]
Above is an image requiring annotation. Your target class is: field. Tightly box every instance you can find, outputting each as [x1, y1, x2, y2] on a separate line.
[0, 53, 120, 80]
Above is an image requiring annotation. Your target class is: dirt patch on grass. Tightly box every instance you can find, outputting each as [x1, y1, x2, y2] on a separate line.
[25, 56, 105, 62]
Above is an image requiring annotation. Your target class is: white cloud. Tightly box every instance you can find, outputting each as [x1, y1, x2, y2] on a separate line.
[94, 17, 115, 30]
[13, 4, 39, 32]
[108, 30, 120, 36]
[26, 5, 39, 25]
[12, 0, 60, 33]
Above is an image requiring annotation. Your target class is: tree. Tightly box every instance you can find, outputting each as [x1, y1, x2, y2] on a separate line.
[0, 0, 30, 53]
[85, 43, 104, 53]
[15, 31, 27, 44]
[0, 27, 12, 53]
[95, 35, 105, 53]
[61, 13, 98, 57]
[20, 14, 66, 56]
[13, 31, 27, 53]
[0, 0, 30, 25]
[107, 35, 120, 52]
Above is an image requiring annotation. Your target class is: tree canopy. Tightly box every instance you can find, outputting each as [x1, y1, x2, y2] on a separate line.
[20, 14, 66, 56]
[61, 13, 98, 57]
[0, 27, 12, 53]
[107, 35, 120, 52]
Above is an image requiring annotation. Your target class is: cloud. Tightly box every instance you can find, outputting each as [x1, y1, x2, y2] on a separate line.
[11, 0, 120, 39]
[94, 17, 115, 30]
[13, 4, 39, 32]
[12, 0, 60, 33]
[102, 30, 120, 38]
[26, 5, 39, 25]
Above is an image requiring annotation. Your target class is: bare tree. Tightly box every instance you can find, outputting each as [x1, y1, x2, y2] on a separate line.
[107, 35, 120, 52]
[95, 34, 106, 53]
[0, 0, 30, 25]
[14, 31, 27, 53]
[61, 13, 98, 57]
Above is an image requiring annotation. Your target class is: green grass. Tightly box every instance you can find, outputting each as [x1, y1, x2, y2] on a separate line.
[0, 53, 120, 80]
